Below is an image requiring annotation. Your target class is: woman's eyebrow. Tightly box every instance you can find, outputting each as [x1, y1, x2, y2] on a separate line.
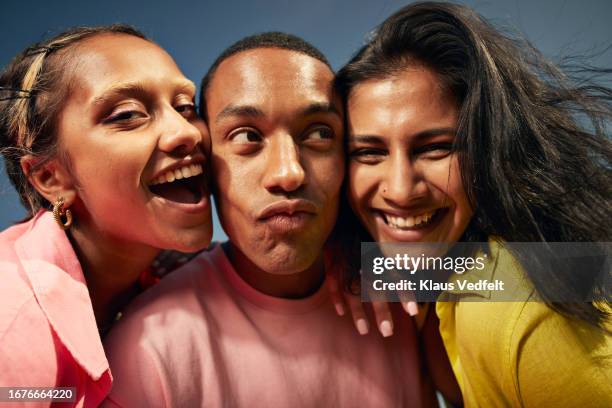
[348, 135, 385, 144]
[349, 128, 456, 144]
[92, 80, 196, 107]
[92, 83, 149, 107]
[175, 80, 197, 95]
[412, 127, 456, 140]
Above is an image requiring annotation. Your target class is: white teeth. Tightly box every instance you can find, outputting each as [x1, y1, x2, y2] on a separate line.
[149, 164, 203, 185]
[384, 209, 437, 230]
[405, 217, 415, 228]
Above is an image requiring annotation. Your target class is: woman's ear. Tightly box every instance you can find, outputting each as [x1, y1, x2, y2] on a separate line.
[20, 154, 77, 208]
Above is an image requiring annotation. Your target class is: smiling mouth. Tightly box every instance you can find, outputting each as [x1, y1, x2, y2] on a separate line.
[148, 164, 205, 204]
[380, 208, 445, 230]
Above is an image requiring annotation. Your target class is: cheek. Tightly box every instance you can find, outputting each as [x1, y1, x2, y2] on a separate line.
[316, 156, 344, 196]
[347, 164, 382, 238]
[445, 157, 470, 210]
[211, 154, 257, 223]
[78, 153, 139, 191]
[425, 157, 472, 224]
[418, 157, 459, 194]
[347, 163, 379, 209]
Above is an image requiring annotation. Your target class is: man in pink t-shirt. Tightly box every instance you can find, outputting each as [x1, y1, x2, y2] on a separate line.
[104, 32, 435, 407]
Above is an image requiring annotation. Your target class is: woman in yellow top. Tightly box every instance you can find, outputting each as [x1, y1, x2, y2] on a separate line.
[331, 2, 611, 406]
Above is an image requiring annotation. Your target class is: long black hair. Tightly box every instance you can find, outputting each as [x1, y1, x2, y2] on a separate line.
[332, 1, 612, 329]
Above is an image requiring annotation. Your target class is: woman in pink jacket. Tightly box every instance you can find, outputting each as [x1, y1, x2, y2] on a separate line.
[0, 25, 212, 407]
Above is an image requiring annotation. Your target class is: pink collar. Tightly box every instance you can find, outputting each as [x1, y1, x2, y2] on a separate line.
[14, 211, 109, 380]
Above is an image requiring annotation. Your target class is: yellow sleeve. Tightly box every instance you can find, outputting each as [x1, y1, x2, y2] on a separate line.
[512, 302, 612, 407]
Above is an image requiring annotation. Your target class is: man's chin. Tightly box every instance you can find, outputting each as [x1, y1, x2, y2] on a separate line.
[255, 244, 322, 276]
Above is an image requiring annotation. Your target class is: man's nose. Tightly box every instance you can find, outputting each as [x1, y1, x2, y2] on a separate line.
[262, 133, 306, 193]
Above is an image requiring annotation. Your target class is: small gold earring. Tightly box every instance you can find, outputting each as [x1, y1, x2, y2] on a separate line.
[52, 196, 72, 230]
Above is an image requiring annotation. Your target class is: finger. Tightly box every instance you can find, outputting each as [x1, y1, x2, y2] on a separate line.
[372, 301, 394, 337]
[345, 293, 370, 335]
[414, 303, 430, 331]
[398, 288, 419, 316]
[325, 274, 346, 316]
[401, 301, 419, 317]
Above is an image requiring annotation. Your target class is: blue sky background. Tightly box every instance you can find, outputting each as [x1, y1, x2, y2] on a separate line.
[1, 0, 610, 241]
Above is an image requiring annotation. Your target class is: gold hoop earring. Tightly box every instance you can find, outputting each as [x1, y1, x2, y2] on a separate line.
[52, 196, 72, 230]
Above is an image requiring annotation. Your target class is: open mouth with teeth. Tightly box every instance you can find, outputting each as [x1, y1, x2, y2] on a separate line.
[148, 164, 205, 204]
[382, 208, 444, 230]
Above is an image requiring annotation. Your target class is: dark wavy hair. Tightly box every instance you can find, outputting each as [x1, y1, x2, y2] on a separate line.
[332, 2, 612, 329]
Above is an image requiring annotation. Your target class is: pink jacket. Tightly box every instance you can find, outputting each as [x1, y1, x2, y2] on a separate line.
[0, 211, 111, 407]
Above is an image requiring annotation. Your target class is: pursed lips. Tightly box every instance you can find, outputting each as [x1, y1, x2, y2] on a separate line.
[257, 199, 318, 220]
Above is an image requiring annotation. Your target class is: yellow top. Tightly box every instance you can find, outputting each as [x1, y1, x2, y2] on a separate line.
[436, 242, 612, 407]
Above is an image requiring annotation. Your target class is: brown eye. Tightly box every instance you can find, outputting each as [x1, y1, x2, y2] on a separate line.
[175, 103, 197, 119]
[415, 143, 454, 159]
[104, 101, 148, 124]
[175, 103, 195, 113]
[304, 126, 333, 141]
[104, 109, 147, 124]
[230, 129, 263, 143]
[349, 148, 387, 164]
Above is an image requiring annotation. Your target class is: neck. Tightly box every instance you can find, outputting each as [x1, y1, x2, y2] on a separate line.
[68, 217, 159, 330]
[223, 242, 325, 299]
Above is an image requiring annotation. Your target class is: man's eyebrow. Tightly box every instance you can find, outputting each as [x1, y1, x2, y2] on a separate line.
[216, 104, 265, 123]
[301, 102, 341, 117]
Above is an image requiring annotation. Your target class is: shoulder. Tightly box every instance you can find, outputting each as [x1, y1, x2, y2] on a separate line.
[0, 256, 63, 386]
[512, 301, 612, 406]
[437, 242, 535, 354]
[0, 220, 30, 267]
[106, 249, 213, 343]
[119, 247, 221, 323]
[0, 221, 41, 345]
[103, 249, 224, 407]
[438, 241, 612, 405]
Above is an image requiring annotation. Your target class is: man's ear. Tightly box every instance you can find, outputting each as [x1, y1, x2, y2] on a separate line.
[20, 155, 77, 208]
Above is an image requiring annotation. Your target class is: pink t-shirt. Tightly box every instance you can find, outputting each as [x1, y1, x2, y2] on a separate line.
[0, 211, 112, 407]
[104, 244, 435, 407]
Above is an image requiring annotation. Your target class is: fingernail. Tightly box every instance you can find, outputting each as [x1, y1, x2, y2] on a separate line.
[407, 302, 419, 316]
[379, 320, 393, 337]
[356, 318, 369, 335]
[335, 303, 345, 316]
